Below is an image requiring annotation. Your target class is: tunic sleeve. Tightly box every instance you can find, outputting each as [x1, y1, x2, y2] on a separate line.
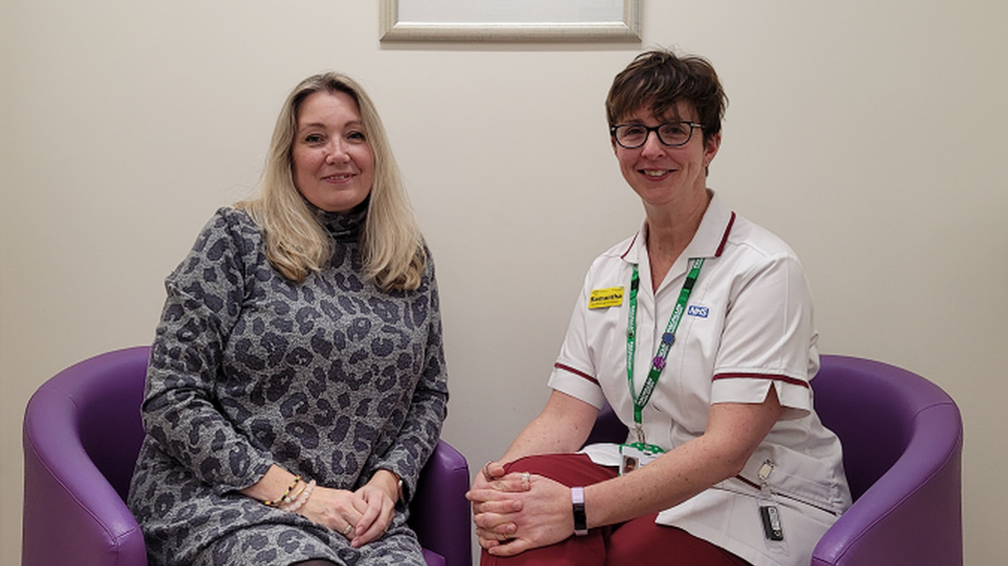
[711, 252, 818, 420]
[141, 208, 274, 493]
[548, 268, 607, 408]
[369, 254, 449, 505]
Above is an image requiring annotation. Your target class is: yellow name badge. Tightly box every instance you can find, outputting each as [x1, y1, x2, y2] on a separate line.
[588, 287, 625, 309]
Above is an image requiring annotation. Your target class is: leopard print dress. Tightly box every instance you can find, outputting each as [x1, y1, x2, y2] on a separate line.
[127, 204, 448, 566]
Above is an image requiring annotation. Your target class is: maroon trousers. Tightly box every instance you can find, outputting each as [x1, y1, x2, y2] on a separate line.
[480, 454, 751, 566]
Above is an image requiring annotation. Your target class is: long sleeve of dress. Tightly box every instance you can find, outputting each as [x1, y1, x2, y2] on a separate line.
[141, 210, 274, 493]
[366, 257, 449, 505]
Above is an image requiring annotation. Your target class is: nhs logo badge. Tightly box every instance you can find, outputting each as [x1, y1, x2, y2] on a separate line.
[687, 305, 710, 318]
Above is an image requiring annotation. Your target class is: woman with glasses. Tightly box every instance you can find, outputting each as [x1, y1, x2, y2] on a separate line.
[467, 50, 850, 566]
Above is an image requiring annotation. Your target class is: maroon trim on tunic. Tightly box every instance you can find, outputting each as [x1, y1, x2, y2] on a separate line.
[712, 372, 811, 389]
[620, 232, 639, 260]
[554, 363, 599, 385]
[715, 211, 736, 257]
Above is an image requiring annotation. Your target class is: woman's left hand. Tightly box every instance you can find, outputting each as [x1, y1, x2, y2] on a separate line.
[350, 470, 399, 547]
[471, 474, 575, 557]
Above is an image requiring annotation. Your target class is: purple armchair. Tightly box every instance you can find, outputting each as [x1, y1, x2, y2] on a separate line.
[22, 346, 472, 566]
[585, 354, 963, 566]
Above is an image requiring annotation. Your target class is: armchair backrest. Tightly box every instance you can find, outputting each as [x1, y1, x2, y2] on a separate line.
[74, 349, 149, 498]
[810, 355, 963, 566]
[22, 347, 150, 566]
[812, 355, 958, 498]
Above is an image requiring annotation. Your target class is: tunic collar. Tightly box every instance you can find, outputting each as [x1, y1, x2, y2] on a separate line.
[620, 190, 736, 265]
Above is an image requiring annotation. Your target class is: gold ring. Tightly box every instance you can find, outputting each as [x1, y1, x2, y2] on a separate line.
[343, 524, 353, 536]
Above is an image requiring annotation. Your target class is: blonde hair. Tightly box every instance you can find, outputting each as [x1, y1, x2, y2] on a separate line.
[237, 72, 426, 291]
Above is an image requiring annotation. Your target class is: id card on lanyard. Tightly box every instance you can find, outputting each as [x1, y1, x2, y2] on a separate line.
[621, 257, 704, 475]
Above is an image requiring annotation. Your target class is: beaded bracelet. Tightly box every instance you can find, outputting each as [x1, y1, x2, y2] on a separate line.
[280, 479, 316, 514]
[262, 475, 302, 507]
[283, 479, 309, 506]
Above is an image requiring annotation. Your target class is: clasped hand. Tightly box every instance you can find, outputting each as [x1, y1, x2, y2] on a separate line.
[466, 462, 575, 557]
[298, 479, 396, 548]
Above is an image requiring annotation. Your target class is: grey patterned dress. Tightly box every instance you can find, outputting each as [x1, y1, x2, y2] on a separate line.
[127, 203, 448, 566]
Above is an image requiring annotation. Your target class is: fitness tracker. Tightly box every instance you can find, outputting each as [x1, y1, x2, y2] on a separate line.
[571, 486, 588, 536]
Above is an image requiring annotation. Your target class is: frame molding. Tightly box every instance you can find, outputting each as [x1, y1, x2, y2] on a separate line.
[379, 0, 641, 43]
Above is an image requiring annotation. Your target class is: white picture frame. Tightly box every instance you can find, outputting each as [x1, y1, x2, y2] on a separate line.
[379, 0, 642, 42]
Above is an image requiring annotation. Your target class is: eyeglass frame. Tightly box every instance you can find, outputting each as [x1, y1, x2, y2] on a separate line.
[609, 122, 704, 149]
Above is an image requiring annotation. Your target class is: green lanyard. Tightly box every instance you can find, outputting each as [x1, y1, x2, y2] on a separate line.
[626, 257, 704, 444]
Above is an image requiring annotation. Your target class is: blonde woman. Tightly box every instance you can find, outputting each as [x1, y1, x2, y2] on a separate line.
[127, 73, 448, 566]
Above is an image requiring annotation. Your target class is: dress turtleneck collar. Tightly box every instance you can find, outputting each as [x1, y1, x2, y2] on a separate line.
[309, 198, 369, 242]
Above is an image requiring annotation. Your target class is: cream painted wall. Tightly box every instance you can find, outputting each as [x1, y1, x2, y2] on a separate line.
[2, 1, 1005, 564]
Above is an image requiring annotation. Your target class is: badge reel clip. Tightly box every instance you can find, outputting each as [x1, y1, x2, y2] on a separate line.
[619, 424, 665, 476]
[756, 460, 785, 543]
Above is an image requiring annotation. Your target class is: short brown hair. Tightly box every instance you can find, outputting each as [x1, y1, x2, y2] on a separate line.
[606, 50, 727, 144]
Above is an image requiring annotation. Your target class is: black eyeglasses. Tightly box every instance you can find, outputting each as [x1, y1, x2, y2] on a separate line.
[610, 122, 703, 149]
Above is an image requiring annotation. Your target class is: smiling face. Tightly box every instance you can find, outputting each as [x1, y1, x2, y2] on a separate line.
[613, 100, 720, 212]
[291, 90, 375, 214]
